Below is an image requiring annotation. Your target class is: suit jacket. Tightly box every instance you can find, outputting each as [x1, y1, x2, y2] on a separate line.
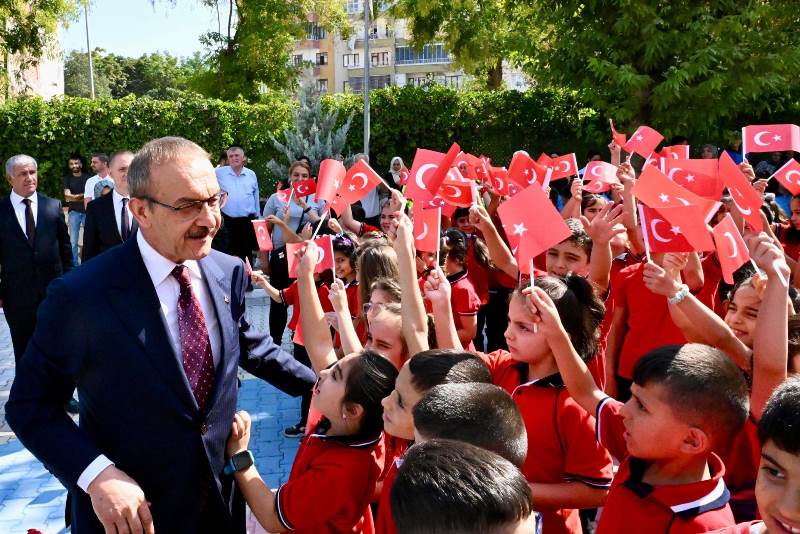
[82, 193, 138, 262]
[0, 193, 72, 317]
[6, 238, 316, 533]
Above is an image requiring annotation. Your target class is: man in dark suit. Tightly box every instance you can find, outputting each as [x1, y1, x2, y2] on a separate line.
[82, 150, 137, 261]
[6, 137, 317, 533]
[0, 154, 72, 362]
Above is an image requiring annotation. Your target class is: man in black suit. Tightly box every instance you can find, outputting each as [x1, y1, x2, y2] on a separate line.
[0, 154, 72, 362]
[6, 137, 316, 533]
[82, 150, 137, 261]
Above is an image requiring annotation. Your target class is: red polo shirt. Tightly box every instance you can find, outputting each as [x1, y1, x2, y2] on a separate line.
[280, 280, 333, 335]
[775, 223, 800, 262]
[716, 417, 761, 521]
[465, 234, 490, 304]
[276, 430, 383, 533]
[596, 397, 736, 533]
[611, 262, 688, 379]
[374, 457, 401, 534]
[481, 350, 613, 534]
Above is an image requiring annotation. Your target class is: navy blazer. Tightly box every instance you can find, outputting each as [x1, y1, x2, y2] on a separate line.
[0, 193, 72, 313]
[6, 237, 316, 533]
[82, 192, 138, 262]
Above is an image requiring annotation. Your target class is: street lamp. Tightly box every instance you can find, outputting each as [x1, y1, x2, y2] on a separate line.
[363, 0, 370, 156]
[84, 2, 95, 99]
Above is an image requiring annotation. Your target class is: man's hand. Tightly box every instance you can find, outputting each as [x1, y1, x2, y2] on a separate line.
[87, 465, 154, 534]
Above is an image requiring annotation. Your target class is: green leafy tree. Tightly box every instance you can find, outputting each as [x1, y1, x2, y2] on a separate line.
[513, 0, 800, 139]
[1, 0, 80, 98]
[64, 49, 115, 97]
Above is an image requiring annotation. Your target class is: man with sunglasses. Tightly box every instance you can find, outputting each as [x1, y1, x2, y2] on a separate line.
[7, 137, 316, 534]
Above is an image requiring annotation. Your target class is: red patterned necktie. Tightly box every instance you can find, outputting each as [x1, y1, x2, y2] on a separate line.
[171, 265, 215, 411]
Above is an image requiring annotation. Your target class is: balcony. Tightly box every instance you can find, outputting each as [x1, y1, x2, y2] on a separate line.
[394, 44, 451, 66]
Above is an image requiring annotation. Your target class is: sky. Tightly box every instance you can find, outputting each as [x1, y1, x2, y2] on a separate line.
[61, 0, 221, 59]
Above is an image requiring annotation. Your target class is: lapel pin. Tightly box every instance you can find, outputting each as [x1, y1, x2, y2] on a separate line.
[224, 295, 230, 304]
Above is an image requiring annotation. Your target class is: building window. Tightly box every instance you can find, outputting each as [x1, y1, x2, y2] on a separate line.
[292, 54, 303, 67]
[346, 75, 391, 94]
[343, 53, 360, 67]
[346, 0, 361, 14]
[316, 79, 329, 93]
[395, 44, 451, 65]
[370, 51, 389, 66]
[305, 22, 327, 41]
[316, 53, 328, 66]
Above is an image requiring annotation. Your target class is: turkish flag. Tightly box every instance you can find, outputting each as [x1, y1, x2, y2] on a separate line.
[712, 213, 750, 284]
[438, 168, 476, 208]
[497, 183, 572, 274]
[414, 206, 442, 253]
[275, 187, 292, 203]
[548, 153, 579, 181]
[286, 235, 335, 278]
[653, 205, 715, 252]
[718, 152, 764, 232]
[632, 165, 721, 223]
[340, 159, 383, 204]
[419, 196, 456, 218]
[639, 205, 700, 253]
[292, 178, 316, 198]
[609, 119, 626, 146]
[582, 161, 620, 193]
[252, 220, 274, 252]
[661, 145, 690, 160]
[399, 166, 410, 186]
[771, 158, 800, 196]
[662, 158, 724, 201]
[508, 151, 550, 188]
[623, 125, 664, 158]
[245, 256, 253, 277]
[316, 159, 346, 204]
[327, 194, 348, 216]
[406, 148, 444, 202]
[742, 124, 800, 154]
[488, 165, 512, 196]
[537, 153, 553, 167]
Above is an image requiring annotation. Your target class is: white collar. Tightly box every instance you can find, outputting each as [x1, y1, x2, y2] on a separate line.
[136, 232, 203, 288]
[112, 189, 130, 203]
[10, 191, 37, 206]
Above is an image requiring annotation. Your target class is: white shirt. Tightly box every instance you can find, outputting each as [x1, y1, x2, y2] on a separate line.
[9, 191, 37, 237]
[361, 187, 381, 218]
[83, 174, 114, 202]
[112, 190, 133, 238]
[77, 232, 223, 492]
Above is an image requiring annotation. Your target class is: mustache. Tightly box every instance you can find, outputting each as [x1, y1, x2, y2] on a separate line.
[186, 227, 216, 239]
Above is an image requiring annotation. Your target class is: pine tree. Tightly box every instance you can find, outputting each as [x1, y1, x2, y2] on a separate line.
[267, 82, 353, 180]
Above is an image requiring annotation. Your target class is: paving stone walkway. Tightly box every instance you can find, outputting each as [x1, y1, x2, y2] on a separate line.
[0, 290, 301, 534]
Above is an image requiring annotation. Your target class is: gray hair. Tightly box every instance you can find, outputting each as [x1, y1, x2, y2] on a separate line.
[5, 155, 37, 177]
[128, 137, 209, 198]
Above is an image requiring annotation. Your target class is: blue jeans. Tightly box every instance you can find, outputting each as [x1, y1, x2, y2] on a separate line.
[68, 210, 85, 266]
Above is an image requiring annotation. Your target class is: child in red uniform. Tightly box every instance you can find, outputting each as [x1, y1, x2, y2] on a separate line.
[327, 233, 363, 352]
[773, 195, 800, 267]
[390, 440, 536, 534]
[423, 273, 613, 534]
[534, 281, 750, 533]
[226, 241, 400, 534]
[710, 376, 800, 534]
[441, 228, 482, 349]
[643, 234, 793, 520]
[374, 351, 493, 534]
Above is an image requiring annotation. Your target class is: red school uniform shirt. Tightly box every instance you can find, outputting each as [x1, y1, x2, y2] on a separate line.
[612, 262, 688, 380]
[715, 417, 761, 522]
[595, 397, 736, 533]
[280, 280, 333, 333]
[775, 222, 800, 263]
[464, 234, 490, 305]
[448, 270, 481, 346]
[374, 456, 403, 534]
[276, 429, 383, 534]
[696, 254, 725, 317]
[480, 350, 613, 534]
[333, 279, 364, 348]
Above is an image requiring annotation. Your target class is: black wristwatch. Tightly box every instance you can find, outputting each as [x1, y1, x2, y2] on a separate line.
[303, 207, 311, 214]
[224, 450, 254, 475]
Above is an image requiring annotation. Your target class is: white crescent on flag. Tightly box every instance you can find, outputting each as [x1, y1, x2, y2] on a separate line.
[415, 163, 438, 191]
[353, 172, 369, 190]
[444, 185, 461, 198]
[590, 165, 604, 178]
[730, 188, 752, 215]
[650, 218, 672, 243]
[316, 246, 325, 265]
[558, 160, 571, 173]
[753, 131, 772, 147]
[416, 223, 428, 241]
[667, 168, 682, 181]
[786, 170, 800, 185]
[723, 232, 738, 258]
[257, 226, 267, 240]
[296, 184, 309, 195]
[493, 176, 505, 192]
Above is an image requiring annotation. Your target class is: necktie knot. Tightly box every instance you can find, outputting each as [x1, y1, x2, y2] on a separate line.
[171, 265, 192, 288]
[22, 198, 31, 206]
[122, 197, 128, 206]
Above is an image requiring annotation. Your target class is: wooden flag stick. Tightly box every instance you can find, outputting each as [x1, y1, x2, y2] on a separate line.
[311, 210, 328, 240]
[637, 204, 652, 263]
[529, 258, 537, 333]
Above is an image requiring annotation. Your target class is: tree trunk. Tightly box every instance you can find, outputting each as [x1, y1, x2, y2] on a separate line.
[486, 59, 503, 90]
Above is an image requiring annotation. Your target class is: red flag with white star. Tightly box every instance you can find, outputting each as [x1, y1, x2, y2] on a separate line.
[770, 158, 800, 196]
[286, 235, 335, 278]
[718, 151, 764, 232]
[339, 159, 383, 204]
[582, 161, 620, 193]
[712, 214, 750, 284]
[548, 153, 579, 181]
[292, 178, 316, 198]
[316, 159, 346, 204]
[661, 158, 724, 201]
[639, 205, 708, 253]
[609, 119, 626, 147]
[632, 165, 721, 223]
[252, 220, 274, 252]
[508, 151, 551, 189]
[405, 144, 461, 202]
[742, 124, 800, 154]
[497, 183, 571, 274]
[413, 206, 442, 253]
[623, 125, 664, 158]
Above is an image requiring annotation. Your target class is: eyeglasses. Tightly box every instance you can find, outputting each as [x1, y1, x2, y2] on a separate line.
[139, 191, 228, 221]
[363, 302, 386, 316]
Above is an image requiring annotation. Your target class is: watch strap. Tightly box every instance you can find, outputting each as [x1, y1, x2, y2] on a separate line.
[224, 450, 254, 475]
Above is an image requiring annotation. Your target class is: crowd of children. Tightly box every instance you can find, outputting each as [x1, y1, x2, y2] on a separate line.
[223, 141, 800, 534]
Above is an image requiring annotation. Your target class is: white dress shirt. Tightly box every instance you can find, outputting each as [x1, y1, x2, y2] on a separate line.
[9, 191, 37, 237]
[111, 190, 133, 238]
[77, 232, 223, 492]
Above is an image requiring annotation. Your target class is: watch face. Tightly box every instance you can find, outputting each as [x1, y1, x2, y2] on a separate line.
[232, 451, 253, 471]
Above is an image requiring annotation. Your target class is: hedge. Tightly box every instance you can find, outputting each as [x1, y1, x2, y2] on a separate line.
[0, 85, 606, 199]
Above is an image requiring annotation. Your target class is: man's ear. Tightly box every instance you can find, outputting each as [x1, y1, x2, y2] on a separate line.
[681, 426, 710, 456]
[128, 198, 150, 229]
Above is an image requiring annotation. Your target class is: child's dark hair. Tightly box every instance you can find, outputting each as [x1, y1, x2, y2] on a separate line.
[563, 218, 593, 258]
[357, 243, 400, 315]
[391, 439, 533, 534]
[452, 206, 471, 222]
[581, 193, 608, 214]
[788, 315, 800, 373]
[369, 277, 402, 304]
[408, 349, 492, 392]
[441, 227, 491, 270]
[413, 382, 527, 467]
[757, 375, 800, 454]
[633, 344, 749, 446]
[513, 275, 605, 361]
[776, 195, 800, 245]
[332, 232, 358, 268]
[343, 350, 399, 439]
